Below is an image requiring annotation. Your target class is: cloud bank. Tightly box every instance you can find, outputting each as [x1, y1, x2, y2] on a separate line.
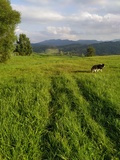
[12, 0, 120, 42]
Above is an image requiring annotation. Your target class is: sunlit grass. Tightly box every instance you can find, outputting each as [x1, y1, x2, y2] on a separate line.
[0, 55, 120, 159]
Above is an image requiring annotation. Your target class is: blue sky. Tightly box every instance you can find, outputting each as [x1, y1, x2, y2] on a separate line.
[10, 0, 120, 43]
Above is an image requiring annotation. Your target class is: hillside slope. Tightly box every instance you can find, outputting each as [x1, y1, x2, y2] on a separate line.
[32, 40, 120, 55]
[32, 39, 100, 46]
[58, 41, 120, 55]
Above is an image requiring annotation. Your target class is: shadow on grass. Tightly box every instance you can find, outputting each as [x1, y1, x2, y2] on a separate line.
[72, 70, 91, 73]
[76, 79, 120, 157]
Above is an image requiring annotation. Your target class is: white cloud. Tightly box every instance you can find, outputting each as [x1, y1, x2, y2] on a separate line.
[15, 26, 25, 35]
[69, 12, 103, 22]
[25, 0, 49, 3]
[47, 26, 71, 35]
[46, 26, 77, 41]
[12, 5, 64, 22]
[11, 0, 120, 42]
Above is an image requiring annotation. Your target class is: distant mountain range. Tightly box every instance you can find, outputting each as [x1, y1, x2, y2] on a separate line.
[32, 39, 102, 46]
[31, 39, 120, 55]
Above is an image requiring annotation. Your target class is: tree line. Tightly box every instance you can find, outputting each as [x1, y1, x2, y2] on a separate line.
[32, 44, 96, 57]
[58, 41, 120, 56]
[0, 0, 33, 63]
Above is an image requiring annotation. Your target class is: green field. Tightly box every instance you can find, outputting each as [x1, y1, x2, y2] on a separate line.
[0, 55, 120, 160]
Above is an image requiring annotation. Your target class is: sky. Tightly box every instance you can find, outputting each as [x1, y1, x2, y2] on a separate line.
[11, 0, 120, 43]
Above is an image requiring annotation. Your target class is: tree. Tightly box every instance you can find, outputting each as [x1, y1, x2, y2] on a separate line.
[15, 34, 33, 56]
[86, 46, 96, 57]
[0, 0, 20, 62]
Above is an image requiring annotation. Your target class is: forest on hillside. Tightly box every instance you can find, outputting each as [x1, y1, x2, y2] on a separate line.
[32, 41, 120, 56]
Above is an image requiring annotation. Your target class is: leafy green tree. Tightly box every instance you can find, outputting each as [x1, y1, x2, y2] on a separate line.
[0, 0, 20, 62]
[15, 34, 33, 55]
[86, 46, 96, 57]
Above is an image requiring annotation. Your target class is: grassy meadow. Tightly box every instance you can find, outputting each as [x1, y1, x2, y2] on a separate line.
[0, 55, 120, 160]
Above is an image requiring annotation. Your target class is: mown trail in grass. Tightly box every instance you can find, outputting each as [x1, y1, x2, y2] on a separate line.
[0, 55, 120, 159]
[41, 74, 118, 160]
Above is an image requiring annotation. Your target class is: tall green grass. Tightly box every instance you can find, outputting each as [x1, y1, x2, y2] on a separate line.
[0, 55, 120, 159]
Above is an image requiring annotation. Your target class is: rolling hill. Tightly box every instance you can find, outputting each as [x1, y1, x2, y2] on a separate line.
[32, 39, 100, 46]
[31, 39, 120, 55]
